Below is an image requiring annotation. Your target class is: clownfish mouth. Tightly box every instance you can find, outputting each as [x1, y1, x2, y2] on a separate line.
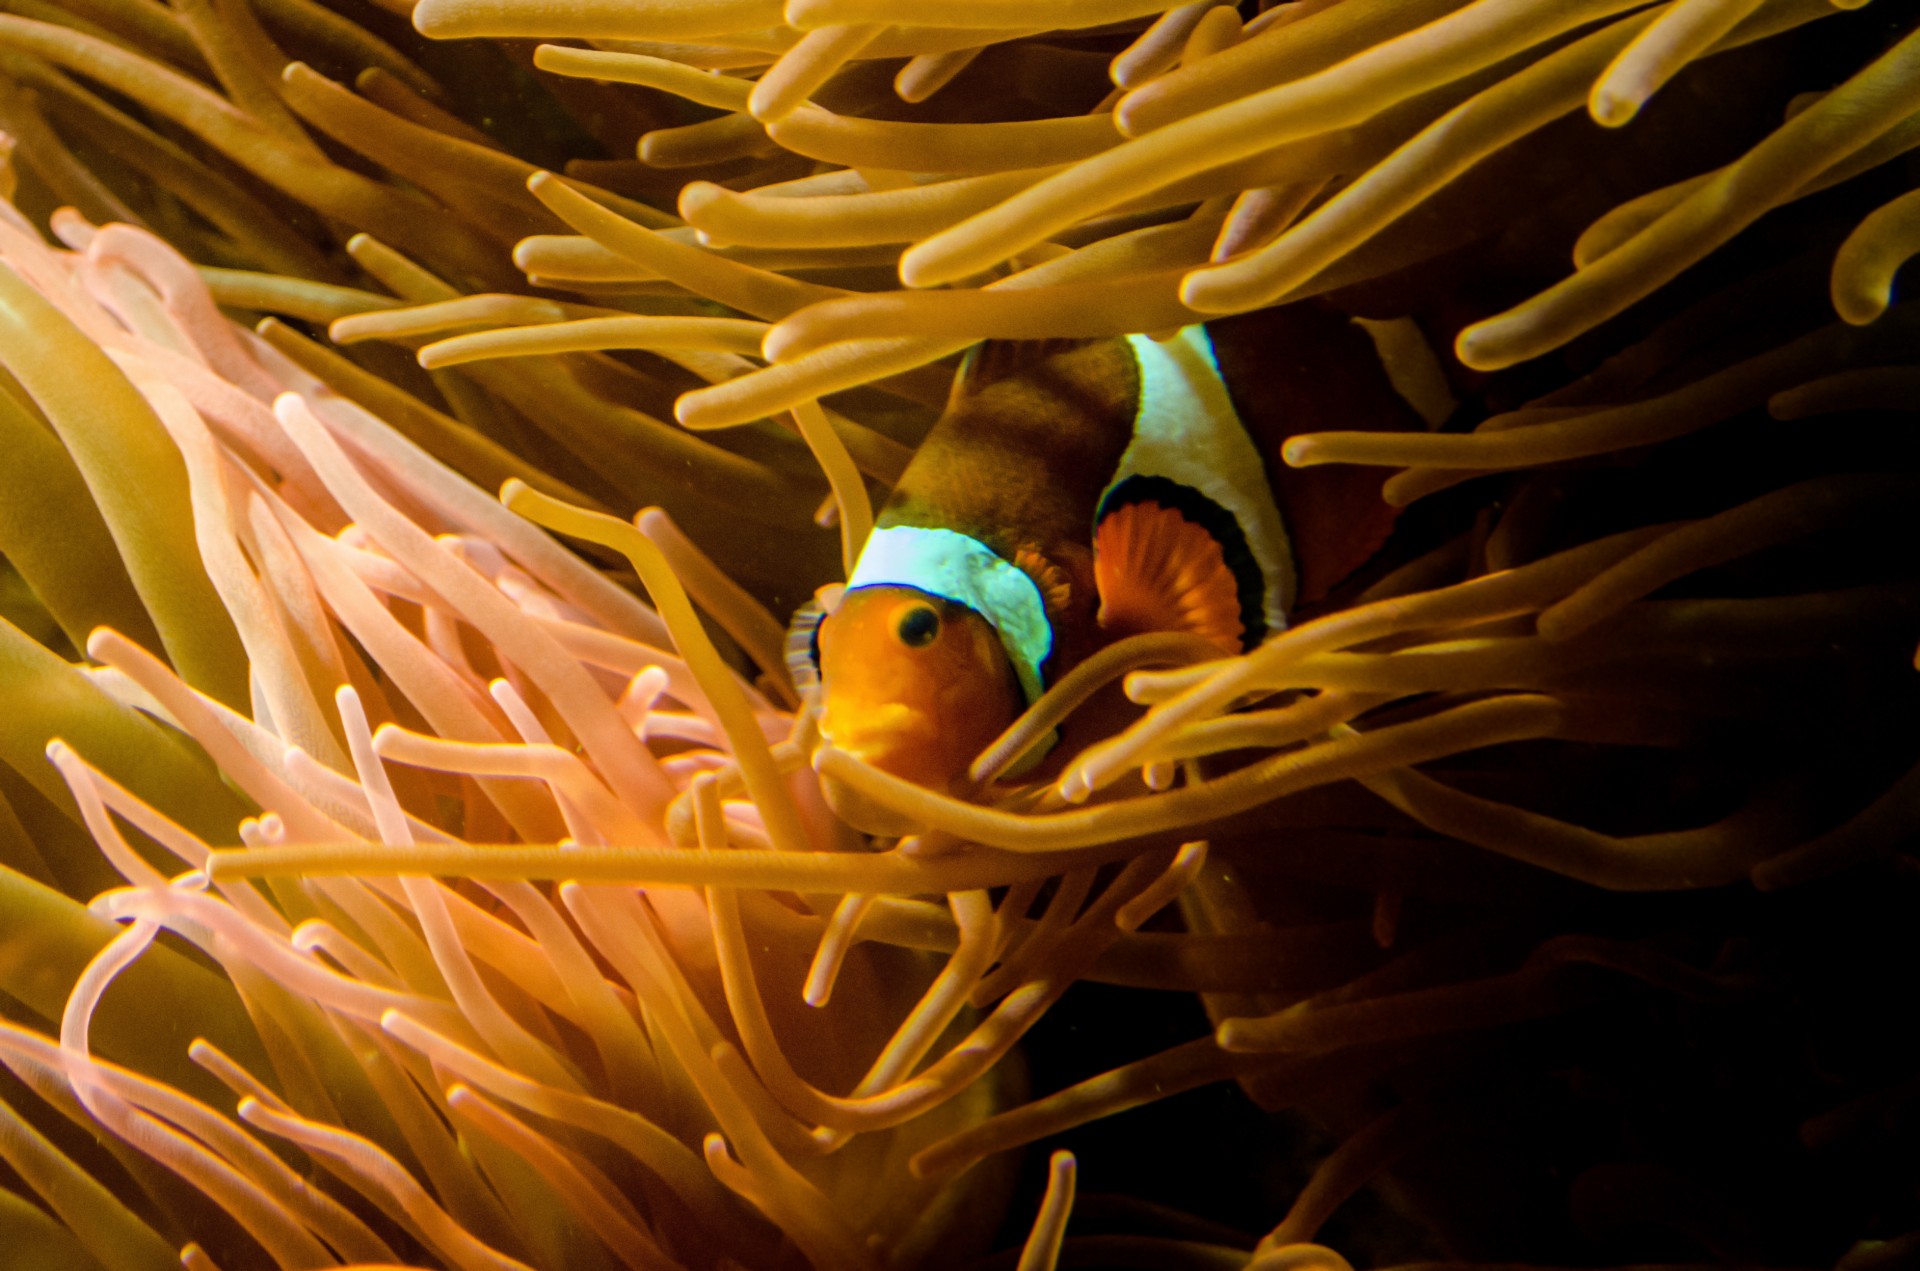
[818, 702, 919, 758]
[817, 703, 957, 778]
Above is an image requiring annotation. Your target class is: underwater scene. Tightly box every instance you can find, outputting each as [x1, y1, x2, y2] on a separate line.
[0, 0, 1918, 1267]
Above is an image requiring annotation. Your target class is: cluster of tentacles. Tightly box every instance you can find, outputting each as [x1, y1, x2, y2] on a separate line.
[1, 0, 1918, 1268]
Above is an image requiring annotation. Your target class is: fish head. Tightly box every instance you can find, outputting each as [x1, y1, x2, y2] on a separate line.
[814, 584, 1025, 807]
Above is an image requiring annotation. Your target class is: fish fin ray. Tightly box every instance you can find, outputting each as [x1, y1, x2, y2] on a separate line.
[1012, 543, 1075, 621]
[1093, 501, 1242, 652]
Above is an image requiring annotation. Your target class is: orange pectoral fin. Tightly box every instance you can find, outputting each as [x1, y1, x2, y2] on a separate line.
[1093, 501, 1243, 653]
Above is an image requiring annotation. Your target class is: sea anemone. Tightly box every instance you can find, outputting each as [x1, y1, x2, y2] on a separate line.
[1, 0, 1918, 1268]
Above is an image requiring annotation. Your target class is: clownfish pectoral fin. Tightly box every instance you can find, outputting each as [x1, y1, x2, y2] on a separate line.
[1093, 501, 1243, 653]
[1013, 544, 1077, 624]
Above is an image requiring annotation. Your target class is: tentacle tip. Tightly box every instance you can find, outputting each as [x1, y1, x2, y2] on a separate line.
[1178, 268, 1248, 315]
[271, 390, 306, 424]
[1534, 610, 1589, 643]
[1587, 91, 1639, 129]
[761, 326, 799, 363]
[673, 393, 713, 427]
[1834, 293, 1889, 327]
[1112, 90, 1152, 139]
[1453, 324, 1517, 373]
[896, 254, 938, 290]
[1381, 481, 1422, 509]
[410, 0, 459, 37]
[498, 477, 532, 508]
[899, 239, 981, 289]
[677, 181, 724, 221]
[1177, 269, 1212, 305]
[782, 0, 829, 28]
[746, 93, 790, 126]
[1765, 389, 1804, 421]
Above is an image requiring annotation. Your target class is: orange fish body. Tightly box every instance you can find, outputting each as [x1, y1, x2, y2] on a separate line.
[802, 302, 1425, 813]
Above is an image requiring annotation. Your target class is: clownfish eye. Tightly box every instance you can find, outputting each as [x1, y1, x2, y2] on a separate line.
[895, 603, 941, 648]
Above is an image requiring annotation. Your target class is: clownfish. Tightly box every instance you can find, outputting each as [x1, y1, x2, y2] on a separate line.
[791, 301, 1439, 826]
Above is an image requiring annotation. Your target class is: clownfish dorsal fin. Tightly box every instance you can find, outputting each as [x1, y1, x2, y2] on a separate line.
[1092, 500, 1244, 654]
[955, 338, 1102, 398]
